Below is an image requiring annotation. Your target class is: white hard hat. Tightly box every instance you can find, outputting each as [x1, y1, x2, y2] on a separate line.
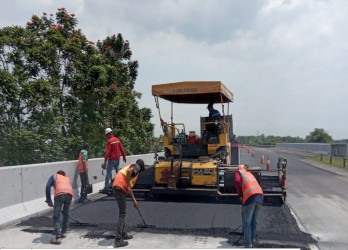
[105, 128, 112, 135]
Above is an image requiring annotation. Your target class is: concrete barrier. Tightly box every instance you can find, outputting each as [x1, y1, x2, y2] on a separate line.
[0, 153, 158, 227]
[276, 143, 331, 155]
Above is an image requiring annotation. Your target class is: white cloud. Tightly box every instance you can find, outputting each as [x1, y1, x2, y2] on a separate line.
[1, 0, 347, 140]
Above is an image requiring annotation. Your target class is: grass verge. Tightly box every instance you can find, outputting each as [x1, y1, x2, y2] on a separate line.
[305, 155, 347, 169]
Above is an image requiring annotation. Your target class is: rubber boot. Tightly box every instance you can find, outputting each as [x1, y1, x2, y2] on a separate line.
[122, 232, 133, 240]
[113, 239, 128, 248]
[50, 237, 62, 245]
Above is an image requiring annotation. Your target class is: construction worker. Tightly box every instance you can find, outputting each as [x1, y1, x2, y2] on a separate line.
[112, 159, 145, 248]
[45, 170, 73, 245]
[207, 103, 221, 121]
[234, 165, 263, 248]
[77, 143, 91, 204]
[103, 128, 126, 193]
[205, 103, 222, 142]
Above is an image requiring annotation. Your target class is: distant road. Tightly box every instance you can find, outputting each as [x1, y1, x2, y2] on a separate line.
[253, 147, 348, 250]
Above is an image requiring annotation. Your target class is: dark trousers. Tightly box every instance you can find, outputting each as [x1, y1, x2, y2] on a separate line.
[115, 188, 127, 240]
[53, 193, 72, 238]
[79, 172, 89, 201]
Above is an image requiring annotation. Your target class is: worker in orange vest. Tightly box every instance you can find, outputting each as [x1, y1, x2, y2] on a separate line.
[112, 159, 145, 248]
[234, 165, 263, 248]
[45, 170, 73, 245]
[77, 143, 90, 204]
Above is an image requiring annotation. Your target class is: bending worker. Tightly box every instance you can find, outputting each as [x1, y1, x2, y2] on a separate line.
[103, 127, 126, 193]
[234, 165, 263, 248]
[112, 159, 145, 248]
[45, 170, 73, 245]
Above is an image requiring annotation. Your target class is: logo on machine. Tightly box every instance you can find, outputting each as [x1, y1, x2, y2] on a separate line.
[160, 169, 170, 182]
[171, 88, 197, 94]
[194, 168, 213, 175]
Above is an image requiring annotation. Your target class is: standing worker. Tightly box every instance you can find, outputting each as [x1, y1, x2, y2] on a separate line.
[234, 165, 263, 248]
[77, 143, 91, 204]
[45, 170, 73, 245]
[103, 128, 127, 193]
[112, 159, 145, 248]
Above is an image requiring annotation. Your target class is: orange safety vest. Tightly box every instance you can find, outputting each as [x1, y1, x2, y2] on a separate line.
[77, 151, 88, 173]
[112, 164, 139, 194]
[54, 174, 73, 198]
[239, 170, 263, 205]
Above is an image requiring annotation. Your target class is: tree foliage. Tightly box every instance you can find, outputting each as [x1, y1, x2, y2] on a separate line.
[237, 134, 305, 146]
[238, 128, 334, 146]
[0, 9, 154, 166]
[305, 128, 332, 143]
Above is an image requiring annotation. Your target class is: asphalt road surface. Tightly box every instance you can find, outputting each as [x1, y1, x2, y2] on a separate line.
[256, 147, 348, 250]
[3, 147, 347, 249]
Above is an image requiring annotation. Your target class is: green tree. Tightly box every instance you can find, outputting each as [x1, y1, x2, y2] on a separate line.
[0, 8, 154, 166]
[305, 128, 332, 143]
[237, 135, 304, 146]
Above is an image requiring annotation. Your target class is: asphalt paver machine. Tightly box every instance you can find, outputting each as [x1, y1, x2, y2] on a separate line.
[134, 81, 286, 204]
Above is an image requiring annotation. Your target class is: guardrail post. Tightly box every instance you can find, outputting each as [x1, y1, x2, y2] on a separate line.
[329, 155, 332, 164]
[320, 154, 322, 161]
[344, 157, 346, 168]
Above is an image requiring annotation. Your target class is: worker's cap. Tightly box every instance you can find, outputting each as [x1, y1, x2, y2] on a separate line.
[105, 128, 112, 135]
[238, 165, 248, 171]
[83, 143, 89, 149]
[207, 103, 214, 109]
[57, 170, 66, 176]
[134, 159, 145, 173]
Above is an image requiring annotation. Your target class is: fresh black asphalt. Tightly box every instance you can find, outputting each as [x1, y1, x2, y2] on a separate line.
[19, 148, 318, 249]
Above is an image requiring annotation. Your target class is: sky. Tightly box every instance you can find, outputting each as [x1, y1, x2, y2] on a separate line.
[1, 0, 347, 140]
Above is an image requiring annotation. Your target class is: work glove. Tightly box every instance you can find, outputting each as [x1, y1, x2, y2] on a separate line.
[46, 200, 53, 207]
[101, 162, 107, 169]
[123, 156, 126, 163]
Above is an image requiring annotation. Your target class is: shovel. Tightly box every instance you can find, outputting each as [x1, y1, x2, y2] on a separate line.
[136, 207, 156, 229]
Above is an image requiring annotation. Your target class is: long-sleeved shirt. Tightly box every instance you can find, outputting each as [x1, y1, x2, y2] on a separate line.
[209, 109, 221, 121]
[234, 170, 263, 205]
[45, 175, 73, 203]
[104, 135, 126, 162]
[45, 175, 55, 204]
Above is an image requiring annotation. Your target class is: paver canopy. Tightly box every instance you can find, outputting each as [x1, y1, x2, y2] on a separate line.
[152, 81, 234, 104]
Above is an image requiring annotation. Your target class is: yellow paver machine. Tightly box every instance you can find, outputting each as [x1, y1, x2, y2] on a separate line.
[135, 81, 287, 204]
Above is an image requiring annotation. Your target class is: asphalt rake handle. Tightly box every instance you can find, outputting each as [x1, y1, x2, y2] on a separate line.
[59, 211, 97, 227]
[136, 207, 156, 229]
[226, 223, 243, 236]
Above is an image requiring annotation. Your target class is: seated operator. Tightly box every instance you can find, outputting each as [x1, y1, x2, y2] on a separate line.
[206, 103, 222, 134]
[207, 103, 221, 121]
